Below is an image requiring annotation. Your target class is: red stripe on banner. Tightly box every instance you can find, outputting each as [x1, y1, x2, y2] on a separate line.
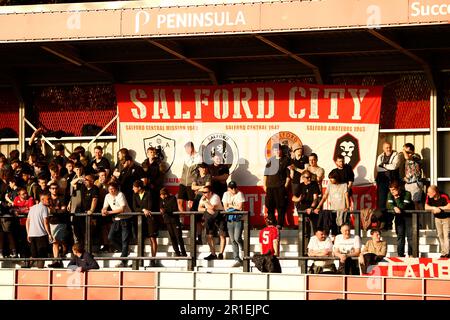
[115, 83, 382, 124]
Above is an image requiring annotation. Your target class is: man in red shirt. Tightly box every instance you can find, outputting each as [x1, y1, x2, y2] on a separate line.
[259, 216, 280, 256]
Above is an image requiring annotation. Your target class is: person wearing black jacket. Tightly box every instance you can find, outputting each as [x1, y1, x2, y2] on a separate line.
[68, 242, 99, 272]
[132, 180, 160, 267]
[160, 188, 187, 257]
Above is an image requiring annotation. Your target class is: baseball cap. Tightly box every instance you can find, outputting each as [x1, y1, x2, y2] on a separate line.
[54, 144, 64, 152]
[227, 181, 237, 189]
[291, 143, 302, 152]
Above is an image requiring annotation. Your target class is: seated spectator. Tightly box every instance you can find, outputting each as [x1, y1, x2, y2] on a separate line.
[199, 185, 225, 260]
[333, 224, 361, 275]
[358, 229, 387, 274]
[67, 242, 99, 272]
[307, 228, 336, 274]
[425, 185, 450, 258]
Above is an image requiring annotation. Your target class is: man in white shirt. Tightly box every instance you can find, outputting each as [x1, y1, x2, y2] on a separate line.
[26, 193, 53, 268]
[198, 185, 225, 261]
[307, 228, 335, 273]
[222, 181, 246, 267]
[102, 182, 132, 268]
[333, 224, 361, 275]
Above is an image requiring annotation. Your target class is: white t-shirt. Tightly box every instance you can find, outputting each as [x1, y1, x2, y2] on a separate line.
[333, 234, 361, 254]
[28, 203, 49, 237]
[222, 191, 245, 209]
[307, 236, 333, 252]
[199, 193, 224, 213]
[103, 191, 131, 220]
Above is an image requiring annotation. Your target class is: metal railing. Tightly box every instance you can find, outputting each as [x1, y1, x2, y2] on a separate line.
[0, 210, 251, 272]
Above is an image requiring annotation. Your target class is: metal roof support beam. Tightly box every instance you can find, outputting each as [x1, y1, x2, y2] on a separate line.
[367, 29, 435, 87]
[41, 44, 112, 77]
[146, 39, 218, 85]
[254, 35, 323, 84]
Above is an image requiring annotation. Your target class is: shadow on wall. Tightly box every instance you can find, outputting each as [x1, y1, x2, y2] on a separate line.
[231, 158, 260, 186]
[355, 166, 371, 186]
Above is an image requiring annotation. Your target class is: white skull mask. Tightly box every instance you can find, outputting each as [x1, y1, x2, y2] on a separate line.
[340, 141, 355, 164]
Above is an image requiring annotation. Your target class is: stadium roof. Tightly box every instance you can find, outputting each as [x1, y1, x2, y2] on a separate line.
[0, 24, 449, 87]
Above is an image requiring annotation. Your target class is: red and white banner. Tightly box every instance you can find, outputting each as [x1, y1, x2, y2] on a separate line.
[115, 82, 382, 226]
[365, 257, 450, 279]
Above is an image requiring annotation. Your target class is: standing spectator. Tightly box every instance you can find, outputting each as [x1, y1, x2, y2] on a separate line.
[69, 163, 85, 245]
[112, 148, 129, 179]
[21, 168, 36, 199]
[329, 155, 354, 209]
[191, 163, 211, 244]
[53, 143, 68, 177]
[256, 216, 282, 273]
[199, 185, 225, 260]
[102, 182, 133, 268]
[259, 216, 280, 257]
[289, 143, 309, 196]
[263, 143, 291, 229]
[375, 142, 400, 230]
[26, 128, 46, 161]
[307, 228, 336, 274]
[292, 172, 320, 236]
[0, 178, 20, 258]
[74, 175, 99, 247]
[13, 188, 34, 262]
[425, 185, 450, 258]
[222, 181, 246, 267]
[209, 154, 230, 199]
[132, 180, 160, 267]
[26, 193, 53, 269]
[387, 181, 414, 257]
[118, 154, 145, 207]
[47, 183, 69, 268]
[95, 169, 111, 252]
[63, 160, 76, 202]
[314, 171, 349, 237]
[159, 187, 187, 257]
[47, 163, 67, 197]
[73, 146, 89, 168]
[32, 175, 48, 204]
[358, 229, 387, 274]
[177, 142, 202, 212]
[67, 242, 99, 272]
[333, 224, 361, 275]
[141, 146, 164, 212]
[402, 143, 424, 210]
[89, 145, 111, 177]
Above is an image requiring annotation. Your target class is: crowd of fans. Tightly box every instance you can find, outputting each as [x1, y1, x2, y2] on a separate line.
[0, 128, 448, 274]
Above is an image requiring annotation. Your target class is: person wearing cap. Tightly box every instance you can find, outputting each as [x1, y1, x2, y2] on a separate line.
[288, 143, 309, 196]
[222, 180, 246, 267]
[191, 162, 211, 244]
[263, 142, 291, 229]
[159, 187, 187, 257]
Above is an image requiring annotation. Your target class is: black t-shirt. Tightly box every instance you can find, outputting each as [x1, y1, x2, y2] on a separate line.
[426, 193, 449, 219]
[90, 157, 111, 175]
[291, 155, 309, 185]
[209, 164, 230, 197]
[264, 156, 291, 188]
[330, 164, 355, 184]
[142, 159, 163, 189]
[48, 196, 69, 224]
[294, 182, 320, 210]
[81, 185, 99, 212]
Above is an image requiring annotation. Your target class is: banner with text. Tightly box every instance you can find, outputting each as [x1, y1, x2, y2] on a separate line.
[116, 83, 382, 226]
